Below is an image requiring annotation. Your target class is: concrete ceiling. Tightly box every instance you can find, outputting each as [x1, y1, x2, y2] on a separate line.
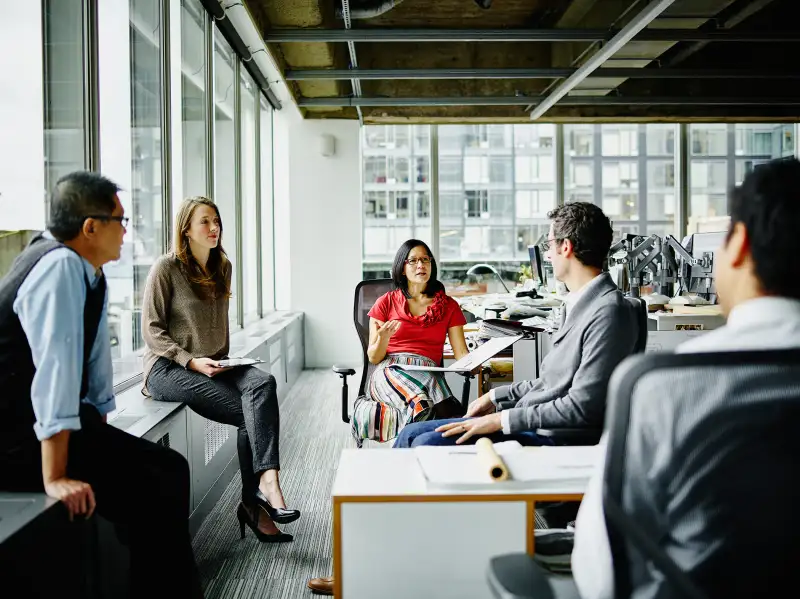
[246, 0, 800, 123]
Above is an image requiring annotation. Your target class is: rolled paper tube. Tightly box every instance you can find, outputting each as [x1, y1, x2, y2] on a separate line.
[476, 437, 510, 482]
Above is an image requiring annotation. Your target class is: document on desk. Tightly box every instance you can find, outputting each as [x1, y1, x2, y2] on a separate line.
[393, 334, 523, 373]
[414, 442, 599, 491]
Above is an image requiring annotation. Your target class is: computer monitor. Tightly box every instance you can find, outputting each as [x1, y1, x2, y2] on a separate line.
[527, 245, 544, 285]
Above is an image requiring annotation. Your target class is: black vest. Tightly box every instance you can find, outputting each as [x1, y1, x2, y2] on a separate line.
[0, 234, 106, 450]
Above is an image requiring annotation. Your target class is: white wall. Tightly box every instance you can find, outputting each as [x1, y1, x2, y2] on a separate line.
[273, 106, 362, 367]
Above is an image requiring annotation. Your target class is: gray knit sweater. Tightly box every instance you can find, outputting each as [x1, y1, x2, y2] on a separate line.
[141, 253, 231, 394]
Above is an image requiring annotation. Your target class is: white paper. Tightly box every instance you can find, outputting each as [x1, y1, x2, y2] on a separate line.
[394, 334, 523, 373]
[414, 443, 599, 491]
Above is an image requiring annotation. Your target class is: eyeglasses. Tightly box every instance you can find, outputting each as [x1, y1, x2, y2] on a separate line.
[539, 237, 563, 253]
[405, 257, 432, 266]
[85, 214, 129, 228]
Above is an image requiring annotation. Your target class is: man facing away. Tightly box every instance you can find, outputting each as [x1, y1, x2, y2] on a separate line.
[393, 202, 640, 448]
[0, 172, 203, 598]
[308, 202, 641, 595]
[572, 157, 800, 599]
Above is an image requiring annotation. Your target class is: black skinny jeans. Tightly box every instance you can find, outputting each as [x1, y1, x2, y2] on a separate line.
[147, 357, 280, 503]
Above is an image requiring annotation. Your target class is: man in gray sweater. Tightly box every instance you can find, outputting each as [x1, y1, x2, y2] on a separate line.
[394, 202, 640, 448]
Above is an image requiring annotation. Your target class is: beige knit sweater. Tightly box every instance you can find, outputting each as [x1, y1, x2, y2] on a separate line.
[141, 253, 231, 394]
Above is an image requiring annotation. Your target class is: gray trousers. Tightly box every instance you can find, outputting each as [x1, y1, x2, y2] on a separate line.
[147, 357, 280, 503]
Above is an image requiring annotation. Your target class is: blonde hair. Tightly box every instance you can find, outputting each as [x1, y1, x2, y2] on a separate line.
[173, 196, 231, 299]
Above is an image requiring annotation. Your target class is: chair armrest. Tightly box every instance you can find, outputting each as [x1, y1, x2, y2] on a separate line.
[332, 365, 356, 376]
[535, 427, 603, 446]
[487, 553, 579, 599]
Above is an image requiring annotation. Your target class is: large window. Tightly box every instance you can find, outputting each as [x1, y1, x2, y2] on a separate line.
[43, 0, 86, 199]
[240, 69, 258, 323]
[362, 125, 431, 261]
[260, 98, 275, 313]
[213, 30, 238, 324]
[180, 0, 207, 199]
[688, 124, 794, 232]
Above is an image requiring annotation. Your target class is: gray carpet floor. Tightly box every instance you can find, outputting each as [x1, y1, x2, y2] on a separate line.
[192, 368, 381, 598]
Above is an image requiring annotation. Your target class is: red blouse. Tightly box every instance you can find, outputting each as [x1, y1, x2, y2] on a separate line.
[368, 289, 467, 364]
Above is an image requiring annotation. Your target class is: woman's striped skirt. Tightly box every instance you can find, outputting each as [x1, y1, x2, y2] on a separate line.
[351, 353, 455, 445]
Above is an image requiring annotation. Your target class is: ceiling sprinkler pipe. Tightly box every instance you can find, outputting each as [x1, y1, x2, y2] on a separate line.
[336, 0, 404, 19]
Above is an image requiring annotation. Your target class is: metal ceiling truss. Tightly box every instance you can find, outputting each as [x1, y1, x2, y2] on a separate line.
[265, 28, 800, 43]
[285, 68, 800, 81]
[298, 96, 800, 107]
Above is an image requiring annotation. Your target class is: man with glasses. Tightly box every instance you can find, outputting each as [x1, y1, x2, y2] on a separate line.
[394, 202, 640, 448]
[0, 172, 203, 597]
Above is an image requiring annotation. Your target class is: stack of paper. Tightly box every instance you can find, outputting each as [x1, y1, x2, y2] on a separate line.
[414, 442, 599, 491]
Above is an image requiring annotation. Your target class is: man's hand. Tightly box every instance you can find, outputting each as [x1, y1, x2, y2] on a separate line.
[188, 357, 229, 377]
[44, 477, 96, 521]
[376, 320, 401, 340]
[436, 414, 503, 445]
[465, 393, 496, 418]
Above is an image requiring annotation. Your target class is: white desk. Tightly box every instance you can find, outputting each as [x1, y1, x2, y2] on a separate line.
[331, 449, 587, 599]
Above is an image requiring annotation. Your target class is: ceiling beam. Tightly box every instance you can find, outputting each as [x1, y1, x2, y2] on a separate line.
[264, 28, 800, 43]
[298, 96, 800, 107]
[529, 0, 677, 120]
[285, 68, 800, 81]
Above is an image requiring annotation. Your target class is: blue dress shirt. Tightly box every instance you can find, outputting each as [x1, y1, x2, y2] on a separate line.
[12, 237, 115, 440]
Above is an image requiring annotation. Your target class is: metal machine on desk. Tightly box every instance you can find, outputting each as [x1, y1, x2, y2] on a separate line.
[608, 231, 727, 332]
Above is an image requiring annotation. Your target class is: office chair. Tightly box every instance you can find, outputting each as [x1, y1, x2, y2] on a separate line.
[332, 279, 473, 441]
[534, 296, 647, 447]
[487, 349, 800, 599]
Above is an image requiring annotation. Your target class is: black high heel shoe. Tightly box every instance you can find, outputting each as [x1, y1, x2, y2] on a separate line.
[254, 489, 301, 524]
[236, 503, 293, 543]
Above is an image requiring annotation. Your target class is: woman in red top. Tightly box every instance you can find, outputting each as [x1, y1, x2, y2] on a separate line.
[352, 240, 469, 445]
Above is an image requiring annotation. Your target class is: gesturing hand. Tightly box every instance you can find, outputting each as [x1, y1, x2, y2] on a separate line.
[435, 414, 503, 445]
[377, 320, 402, 340]
[44, 477, 96, 520]
[188, 357, 229, 377]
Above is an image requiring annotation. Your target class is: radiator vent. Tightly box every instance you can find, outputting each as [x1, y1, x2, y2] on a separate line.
[156, 432, 170, 449]
[204, 420, 229, 465]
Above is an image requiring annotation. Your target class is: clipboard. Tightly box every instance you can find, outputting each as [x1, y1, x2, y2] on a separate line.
[393, 334, 523, 373]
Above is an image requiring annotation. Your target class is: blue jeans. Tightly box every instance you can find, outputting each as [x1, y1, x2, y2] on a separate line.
[393, 417, 553, 448]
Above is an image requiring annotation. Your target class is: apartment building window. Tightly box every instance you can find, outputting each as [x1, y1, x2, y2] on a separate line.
[466, 190, 489, 218]
[602, 125, 638, 156]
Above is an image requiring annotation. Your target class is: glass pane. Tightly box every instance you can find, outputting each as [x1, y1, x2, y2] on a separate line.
[43, 0, 85, 201]
[260, 98, 274, 313]
[180, 0, 207, 198]
[213, 29, 237, 324]
[362, 125, 430, 275]
[240, 69, 258, 322]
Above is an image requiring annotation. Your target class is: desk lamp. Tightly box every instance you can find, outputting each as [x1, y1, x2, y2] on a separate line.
[466, 263, 510, 293]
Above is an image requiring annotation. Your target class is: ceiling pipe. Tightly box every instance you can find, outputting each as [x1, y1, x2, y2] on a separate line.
[298, 95, 800, 107]
[336, 0, 404, 20]
[529, 0, 677, 120]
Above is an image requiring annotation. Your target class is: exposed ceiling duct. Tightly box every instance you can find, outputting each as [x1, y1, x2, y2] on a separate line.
[335, 0, 404, 20]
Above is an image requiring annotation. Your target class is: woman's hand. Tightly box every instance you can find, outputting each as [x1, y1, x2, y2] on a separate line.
[189, 357, 227, 377]
[376, 320, 401, 340]
[465, 393, 496, 418]
[44, 477, 96, 520]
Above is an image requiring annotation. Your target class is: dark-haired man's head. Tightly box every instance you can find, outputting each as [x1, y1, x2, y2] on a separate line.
[715, 157, 800, 316]
[48, 171, 126, 268]
[544, 202, 613, 287]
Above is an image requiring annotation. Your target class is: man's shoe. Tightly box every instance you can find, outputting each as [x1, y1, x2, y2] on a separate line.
[307, 576, 334, 595]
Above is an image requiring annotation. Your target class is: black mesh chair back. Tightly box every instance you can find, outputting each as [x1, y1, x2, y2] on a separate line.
[604, 350, 800, 599]
[625, 296, 648, 354]
[353, 279, 393, 397]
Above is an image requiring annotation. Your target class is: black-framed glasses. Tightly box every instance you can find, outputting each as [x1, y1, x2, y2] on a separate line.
[539, 237, 563, 253]
[85, 214, 129, 228]
[405, 257, 432, 266]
